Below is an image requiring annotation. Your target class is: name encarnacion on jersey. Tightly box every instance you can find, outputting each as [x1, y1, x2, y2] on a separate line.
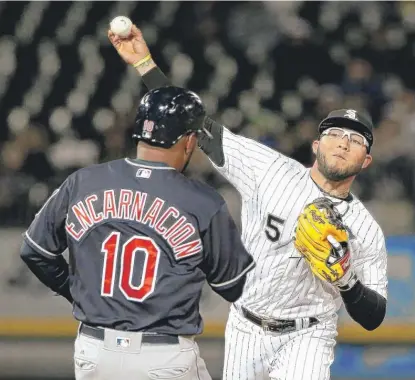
[65, 189, 202, 260]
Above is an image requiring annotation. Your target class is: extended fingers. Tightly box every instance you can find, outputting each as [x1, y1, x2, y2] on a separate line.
[108, 30, 123, 52]
[108, 30, 121, 44]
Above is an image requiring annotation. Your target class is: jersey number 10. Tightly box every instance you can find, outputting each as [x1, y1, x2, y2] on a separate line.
[101, 232, 160, 302]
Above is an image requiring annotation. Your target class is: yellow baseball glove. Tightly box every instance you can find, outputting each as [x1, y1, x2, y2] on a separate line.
[294, 198, 352, 284]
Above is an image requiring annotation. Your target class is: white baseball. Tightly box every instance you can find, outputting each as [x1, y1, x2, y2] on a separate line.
[110, 16, 133, 38]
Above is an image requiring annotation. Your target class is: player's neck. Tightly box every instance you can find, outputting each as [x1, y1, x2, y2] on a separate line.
[310, 164, 354, 199]
[136, 145, 181, 171]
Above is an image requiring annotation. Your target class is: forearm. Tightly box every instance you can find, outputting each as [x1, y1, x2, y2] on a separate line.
[20, 241, 73, 303]
[140, 65, 171, 88]
[340, 280, 386, 331]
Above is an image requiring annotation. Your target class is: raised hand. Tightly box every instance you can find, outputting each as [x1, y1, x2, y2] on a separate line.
[108, 24, 151, 66]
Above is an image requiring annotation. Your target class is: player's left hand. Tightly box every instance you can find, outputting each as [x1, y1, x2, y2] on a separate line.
[294, 198, 353, 285]
[108, 24, 150, 65]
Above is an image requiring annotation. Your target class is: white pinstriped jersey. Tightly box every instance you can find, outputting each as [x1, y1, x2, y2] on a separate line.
[211, 127, 388, 320]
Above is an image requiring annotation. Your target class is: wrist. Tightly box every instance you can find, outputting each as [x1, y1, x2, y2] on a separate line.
[336, 271, 358, 291]
[133, 54, 157, 76]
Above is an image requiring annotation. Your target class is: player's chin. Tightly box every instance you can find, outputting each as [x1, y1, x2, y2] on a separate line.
[327, 157, 349, 170]
[331, 163, 362, 179]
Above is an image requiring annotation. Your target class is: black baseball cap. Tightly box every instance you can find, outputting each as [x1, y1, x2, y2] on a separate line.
[318, 109, 374, 150]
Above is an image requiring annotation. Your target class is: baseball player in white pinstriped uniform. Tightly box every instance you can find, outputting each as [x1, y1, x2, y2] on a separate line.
[109, 24, 388, 380]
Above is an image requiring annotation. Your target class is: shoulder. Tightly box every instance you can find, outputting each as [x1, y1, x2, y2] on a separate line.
[182, 177, 226, 210]
[222, 127, 279, 161]
[170, 175, 228, 230]
[347, 197, 385, 240]
[68, 160, 123, 182]
[349, 196, 378, 223]
[273, 155, 306, 172]
[259, 153, 307, 183]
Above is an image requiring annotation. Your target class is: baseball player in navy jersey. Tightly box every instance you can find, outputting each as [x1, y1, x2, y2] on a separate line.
[109, 24, 388, 380]
[20, 86, 255, 380]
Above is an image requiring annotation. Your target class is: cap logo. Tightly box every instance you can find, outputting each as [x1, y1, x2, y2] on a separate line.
[344, 109, 358, 121]
[143, 120, 154, 138]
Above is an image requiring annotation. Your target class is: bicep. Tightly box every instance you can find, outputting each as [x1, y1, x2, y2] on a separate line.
[25, 180, 72, 257]
[201, 204, 255, 293]
[210, 127, 278, 200]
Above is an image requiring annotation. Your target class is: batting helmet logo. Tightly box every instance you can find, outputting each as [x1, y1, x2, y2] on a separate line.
[142, 120, 154, 138]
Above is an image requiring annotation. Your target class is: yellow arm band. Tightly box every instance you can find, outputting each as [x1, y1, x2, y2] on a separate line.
[133, 54, 152, 68]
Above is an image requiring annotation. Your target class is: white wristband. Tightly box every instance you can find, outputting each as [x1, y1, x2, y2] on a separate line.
[336, 271, 358, 291]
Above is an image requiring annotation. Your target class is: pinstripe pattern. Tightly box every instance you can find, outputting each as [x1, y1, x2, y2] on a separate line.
[210, 127, 388, 318]
[223, 306, 337, 380]
[209, 128, 387, 380]
[266, 326, 336, 380]
[224, 307, 270, 380]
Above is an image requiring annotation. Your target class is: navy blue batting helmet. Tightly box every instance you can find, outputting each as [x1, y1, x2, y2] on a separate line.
[133, 86, 206, 148]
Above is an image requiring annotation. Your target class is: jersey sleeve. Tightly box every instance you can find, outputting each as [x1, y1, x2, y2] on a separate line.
[353, 228, 388, 299]
[200, 203, 255, 292]
[23, 178, 72, 258]
[140, 67, 279, 200]
[211, 127, 279, 200]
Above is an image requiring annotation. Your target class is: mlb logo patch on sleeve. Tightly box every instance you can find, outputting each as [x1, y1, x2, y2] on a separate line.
[136, 168, 152, 178]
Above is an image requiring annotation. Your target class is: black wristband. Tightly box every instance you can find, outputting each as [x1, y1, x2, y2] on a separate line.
[199, 117, 225, 166]
[141, 67, 171, 90]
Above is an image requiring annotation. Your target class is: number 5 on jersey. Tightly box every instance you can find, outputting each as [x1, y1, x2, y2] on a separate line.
[265, 213, 285, 242]
[101, 232, 160, 302]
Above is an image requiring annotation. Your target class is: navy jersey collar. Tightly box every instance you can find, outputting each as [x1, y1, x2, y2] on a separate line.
[125, 158, 175, 170]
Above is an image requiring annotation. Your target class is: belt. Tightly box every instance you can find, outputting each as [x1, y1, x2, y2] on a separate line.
[79, 324, 179, 345]
[241, 307, 319, 333]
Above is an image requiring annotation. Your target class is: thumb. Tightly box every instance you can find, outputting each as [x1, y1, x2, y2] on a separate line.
[108, 30, 121, 49]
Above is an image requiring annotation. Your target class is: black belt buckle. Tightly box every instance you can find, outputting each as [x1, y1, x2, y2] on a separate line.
[242, 307, 317, 333]
[261, 317, 290, 333]
[267, 319, 295, 333]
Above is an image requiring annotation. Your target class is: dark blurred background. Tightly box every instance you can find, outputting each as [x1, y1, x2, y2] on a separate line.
[0, 1, 414, 379]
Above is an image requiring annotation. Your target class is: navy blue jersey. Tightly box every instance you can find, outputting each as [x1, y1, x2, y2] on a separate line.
[23, 158, 254, 334]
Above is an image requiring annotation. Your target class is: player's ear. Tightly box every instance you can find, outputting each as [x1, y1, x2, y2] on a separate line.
[362, 153, 372, 169]
[312, 140, 319, 155]
[184, 133, 197, 155]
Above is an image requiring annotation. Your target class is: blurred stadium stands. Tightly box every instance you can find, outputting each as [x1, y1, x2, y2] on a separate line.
[1, 1, 415, 232]
[1, 1, 415, 379]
